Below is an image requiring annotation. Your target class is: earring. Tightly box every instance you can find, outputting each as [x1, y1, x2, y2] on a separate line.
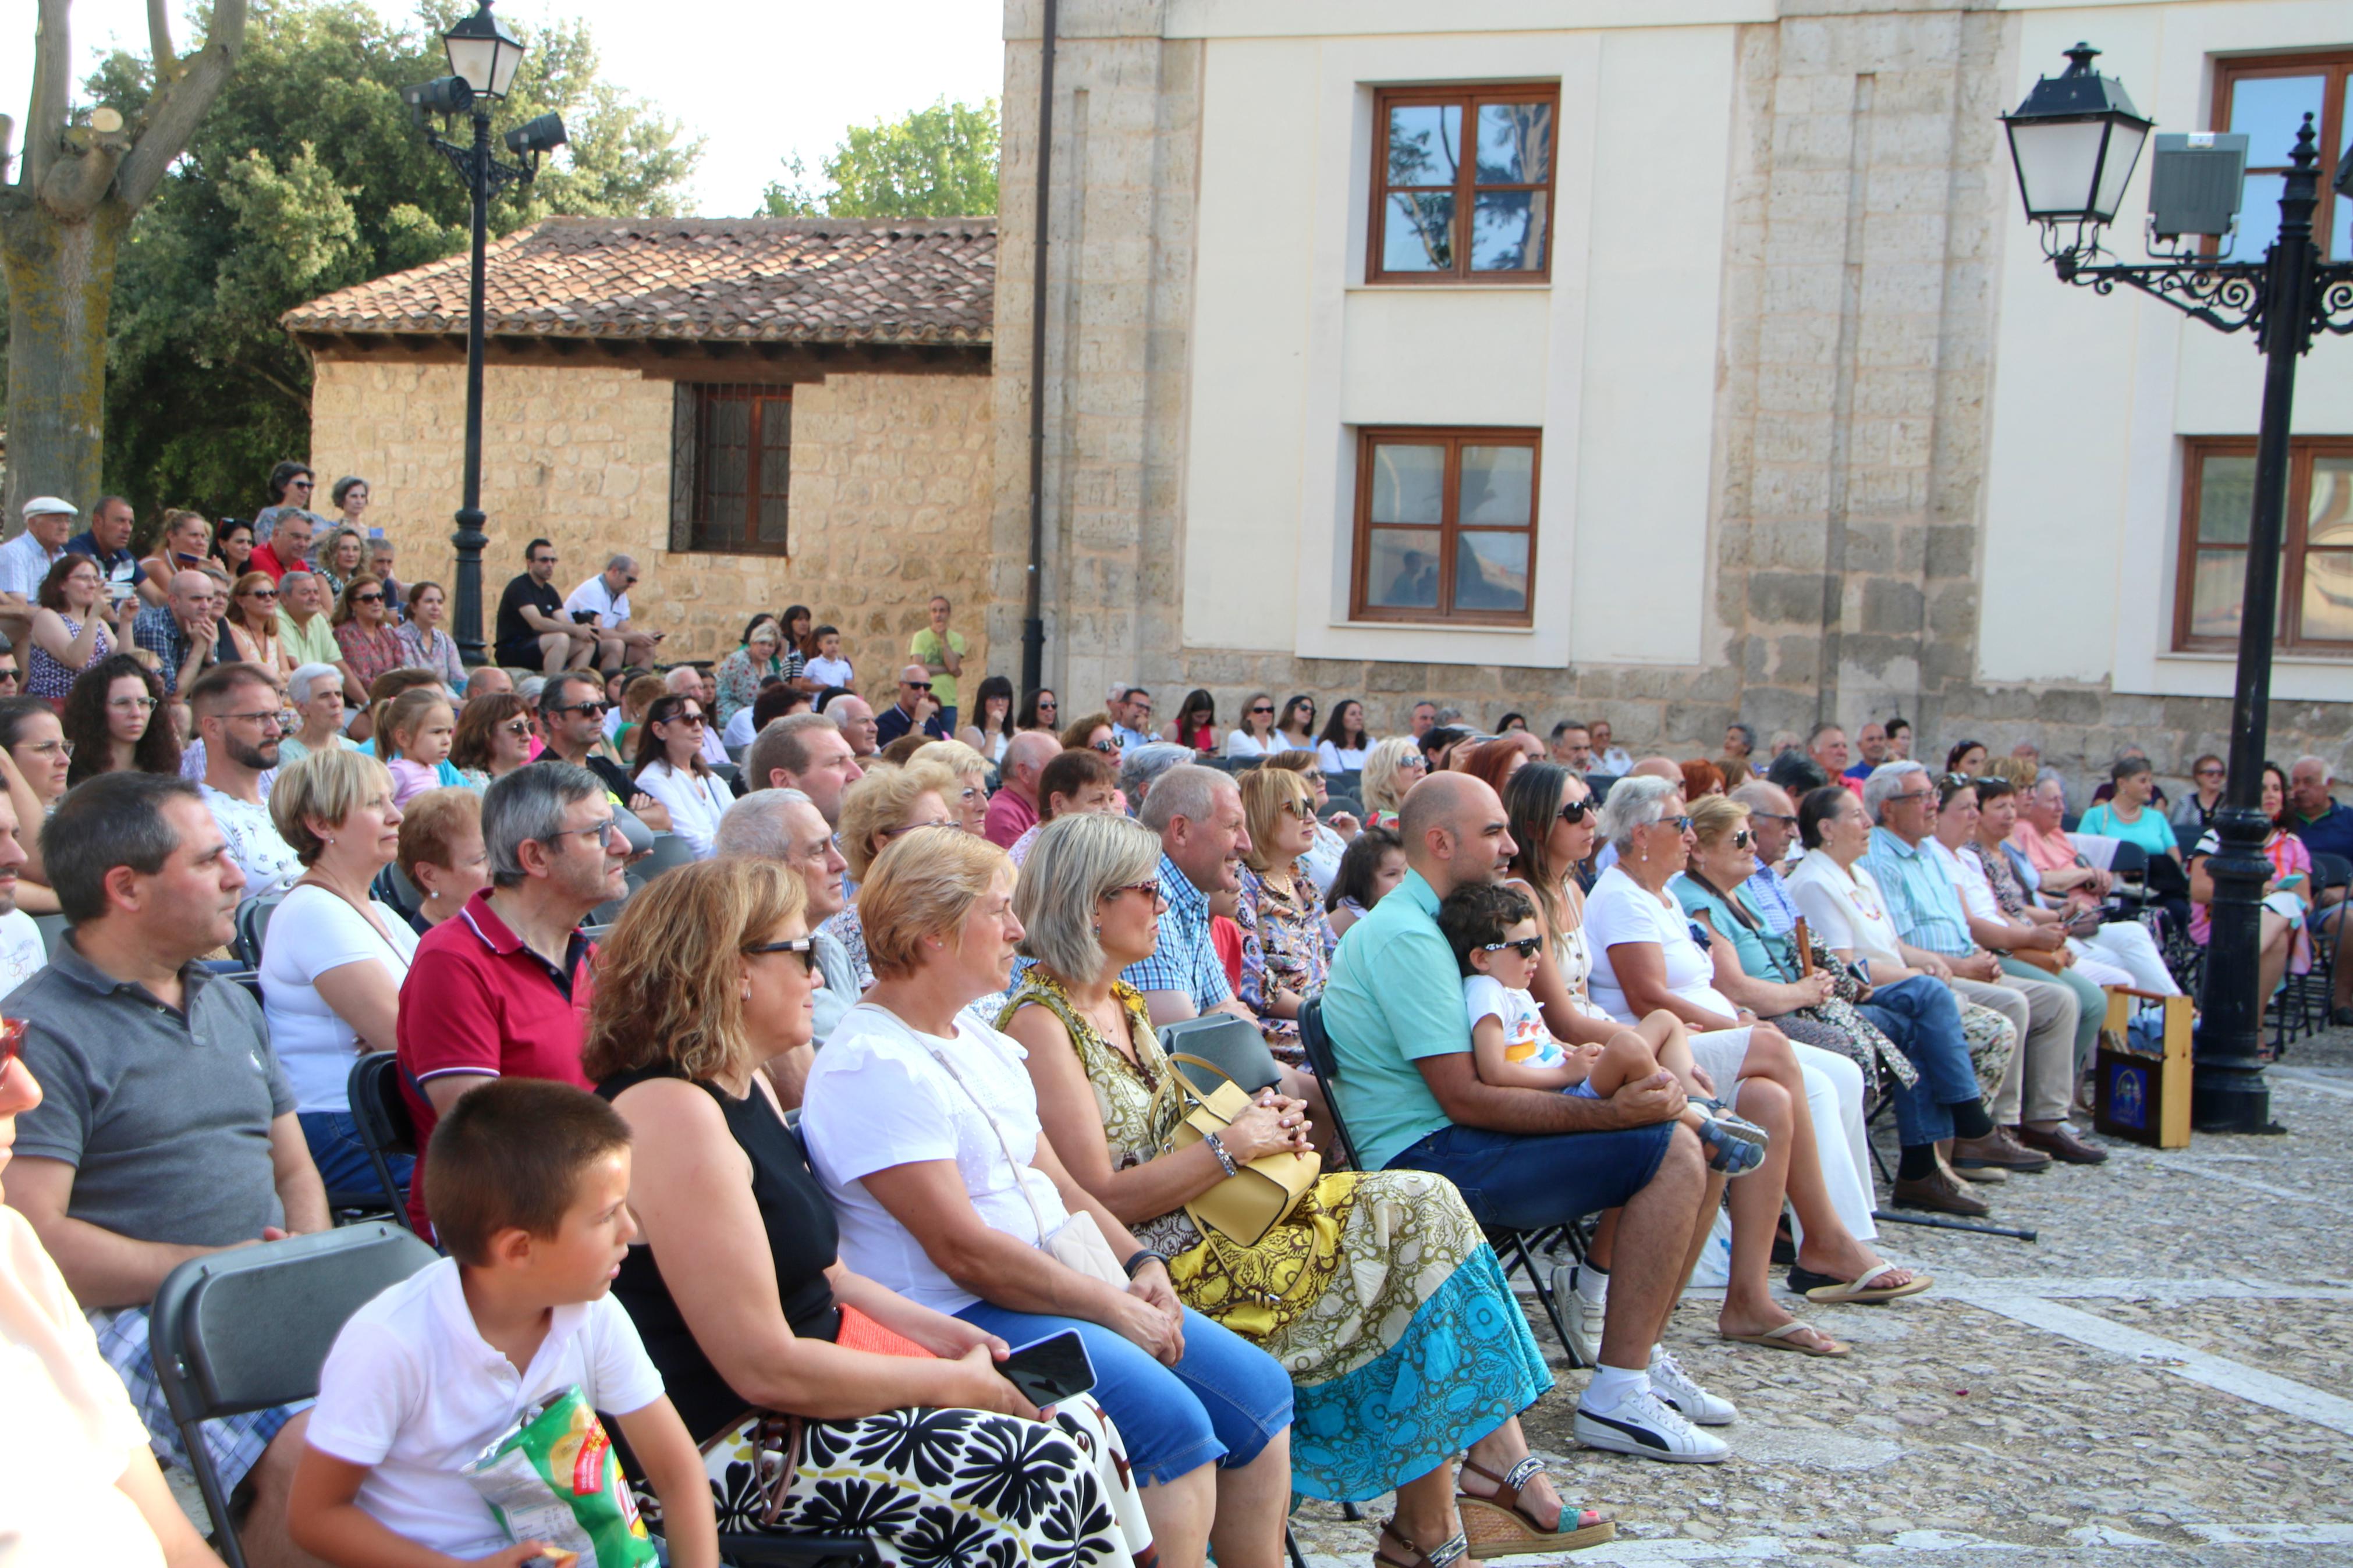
[1092, 923, 1102, 938]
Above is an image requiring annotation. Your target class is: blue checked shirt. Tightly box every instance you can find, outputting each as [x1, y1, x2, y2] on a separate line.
[1742, 859, 1801, 936]
[1861, 826, 1975, 957]
[1118, 852, 1233, 1010]
[132, 603, 203, 695]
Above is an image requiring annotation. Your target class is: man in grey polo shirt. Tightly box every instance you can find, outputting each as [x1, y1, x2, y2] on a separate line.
[2, 771, 326, 1556]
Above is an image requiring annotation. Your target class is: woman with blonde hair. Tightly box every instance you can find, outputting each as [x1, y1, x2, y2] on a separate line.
[801, 829, 1297, 1568]
[137, 509, 212, 598]
[262, 747, 420, 1192]
[219, 571, 291, 677]
[315, 523, 370, 600]
[1359, 736, 1427, 830]
[1231, 766, 1335, 1061]
[396, 786, 489, 930]
[911, 737, 991, 834]
[587, 856, 1155, 1562]
[1002, 812, 1605, 1562]
[822, 759, 960, 990]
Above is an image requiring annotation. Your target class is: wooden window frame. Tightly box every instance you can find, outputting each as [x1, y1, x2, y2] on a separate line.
[1367, 83, 1560, 286]
[2173, 435, 2353, 655]
[670, 383, 792, 557]
[2213, 48, 2353, 260]
[1350, 427, 1541, 627]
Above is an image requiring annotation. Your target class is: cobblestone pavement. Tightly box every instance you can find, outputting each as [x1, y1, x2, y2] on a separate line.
[1290, 1025, 2353, 1568]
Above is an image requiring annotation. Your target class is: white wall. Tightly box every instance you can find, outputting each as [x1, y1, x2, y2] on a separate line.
[1181, 24, 1737, 669]
[1979, 0, 2353, 701]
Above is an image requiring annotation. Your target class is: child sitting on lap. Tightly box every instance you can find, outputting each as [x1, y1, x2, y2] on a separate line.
[288, 1079, 719, 1568]
[1438, 881, 1768, 1175]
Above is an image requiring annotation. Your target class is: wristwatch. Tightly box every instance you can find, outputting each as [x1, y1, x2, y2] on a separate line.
[1203, 1130, 1241, 1178]
[1123, 1248, 1170, 1278]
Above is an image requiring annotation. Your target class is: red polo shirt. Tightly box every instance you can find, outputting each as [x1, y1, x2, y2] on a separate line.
[395, 889, 596, 1236]
[247, 541, 302, 583]
[983, 786, 1039, 849]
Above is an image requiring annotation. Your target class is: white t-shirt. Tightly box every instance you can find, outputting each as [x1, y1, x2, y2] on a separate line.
[721, 706, 760, 751]
[0, 1206, 164, 1567]
[1223, 730, 1274, 759]
[633, 761, 728, 860]
[1786, 854, 1906, 974]
[1463, 975, 1566, 1071]
[1316, 741, 1368, 773]
[802, 1004, 1070, 1314]
[1582, 865, 1737, 1023]
[1930, 838, 2001, 923]
[258, 884, 420, 1113]
[307, 1256, 665, 1562]
[201, 785, 303, 901]
[562, 575, 629, 627]
[803, 654, 854, 689]
[0, 908, 48, 996]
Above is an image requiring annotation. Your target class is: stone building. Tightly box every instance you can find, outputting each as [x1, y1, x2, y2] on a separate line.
[985, 0, 2352, 779]
[287, 216, 996, 677]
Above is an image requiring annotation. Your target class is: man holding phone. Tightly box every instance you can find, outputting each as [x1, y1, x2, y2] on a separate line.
[564, 554, 662, 674]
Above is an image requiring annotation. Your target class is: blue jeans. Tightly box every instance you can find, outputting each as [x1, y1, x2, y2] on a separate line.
[954, 1300, 1293, 1487]
[1386, 1121, 1676, 1233]
[1858, 975, 1981, 1147]
[299, 1108, 411, 1198]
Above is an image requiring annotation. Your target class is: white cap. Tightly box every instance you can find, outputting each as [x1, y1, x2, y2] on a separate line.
[21, 496, 76, 521]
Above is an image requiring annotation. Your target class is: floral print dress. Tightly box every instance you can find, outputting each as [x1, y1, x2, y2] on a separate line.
[1234, 862, 1335, 1064]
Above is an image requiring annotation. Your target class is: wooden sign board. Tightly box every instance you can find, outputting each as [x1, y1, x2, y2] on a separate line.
[2093, 989, 2192, 1150]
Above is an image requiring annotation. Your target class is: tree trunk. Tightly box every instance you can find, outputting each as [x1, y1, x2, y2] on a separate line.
[1, 198, 129, 523]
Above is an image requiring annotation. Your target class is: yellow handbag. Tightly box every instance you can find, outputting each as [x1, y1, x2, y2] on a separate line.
[1159, 1053, 1320, 1247]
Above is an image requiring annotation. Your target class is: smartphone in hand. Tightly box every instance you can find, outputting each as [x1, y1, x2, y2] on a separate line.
[999, 1330, 1098, 1407]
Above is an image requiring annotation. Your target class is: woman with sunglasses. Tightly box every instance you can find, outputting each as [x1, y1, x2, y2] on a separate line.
[1358, 737, 1425, 831]
[253, 460, 314, 545]
[61, 655, 176, 786]
[1231, 766, 1337, 1062]
[1017, 687, 1060, 733]
[1060, 710, 1120, 756]
[2172, 754, 2227, 831]
[1272, 695, 1318, 752]
[395, 580, 464, 687]
[821, 760, 961, 991]
[633, 693, 730, 860]
[219, 571, 291, 678]
[329, 574, 403, 737]
[449, 691, 537, 792]
[1224, 691, 1279, 760]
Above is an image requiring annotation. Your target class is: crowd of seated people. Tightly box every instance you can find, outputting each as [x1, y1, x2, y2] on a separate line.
[6, 514, 2351, 1562]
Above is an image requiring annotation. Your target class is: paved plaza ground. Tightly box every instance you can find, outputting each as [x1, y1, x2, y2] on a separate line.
[1289, 1025, 2353, 1568]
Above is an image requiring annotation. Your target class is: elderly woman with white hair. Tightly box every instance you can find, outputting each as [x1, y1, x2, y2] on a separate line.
[1000, 812, 1607, 1562]
[911, 737, 992, 835]
[276, 661, 361, 767]
[1359, 737, 1426, 831]
[1583, 774, 1925, 1339]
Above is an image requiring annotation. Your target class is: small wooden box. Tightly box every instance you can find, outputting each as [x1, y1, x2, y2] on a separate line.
[2093, 989, 2192, 1149]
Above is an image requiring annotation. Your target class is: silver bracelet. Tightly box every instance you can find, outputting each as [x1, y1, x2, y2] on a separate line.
[1203, 1130, 1240, 1178]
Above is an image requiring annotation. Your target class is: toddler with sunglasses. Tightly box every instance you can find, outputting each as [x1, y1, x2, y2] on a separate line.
[1437, 881, 1766, 1174]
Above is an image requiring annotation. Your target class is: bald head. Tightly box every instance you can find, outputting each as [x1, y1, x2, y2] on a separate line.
[1730, 780, 1797, 864]
[1630, 756, 1681, 782]
[166, 570, 218, 628]
[1399, 771, 1516, 898]
[1002, 728, 1059, 801]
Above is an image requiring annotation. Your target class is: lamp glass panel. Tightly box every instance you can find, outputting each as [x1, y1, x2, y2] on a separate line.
[2011, 119, 2107, 216]
[1364, 528, 1443, 610]
[1368, 444, 1445, 524]
[2336, 80, 2351, 261]
[489, 35, 524, 97]
[2091, 120, 2148, 220]
[444, 34, 499, 94]
[1454, 532, 1529, 613]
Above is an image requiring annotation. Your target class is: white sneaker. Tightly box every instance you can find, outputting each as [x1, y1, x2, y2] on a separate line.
[1574, 1387, 1731, 1463]
[1648, 1345, 1737, 1425]
[1551, 1264, 1606, 1367]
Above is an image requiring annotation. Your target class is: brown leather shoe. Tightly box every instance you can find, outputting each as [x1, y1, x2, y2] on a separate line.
[2017, 1123, 2109, 1165]
[1893, 1169, 1992, 1217]
[1951, 1126, 2054, 1172]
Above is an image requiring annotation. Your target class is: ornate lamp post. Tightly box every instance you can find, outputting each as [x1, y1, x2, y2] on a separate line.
[2001, 44, 2353, 1133]
[402, 0, 566, 664]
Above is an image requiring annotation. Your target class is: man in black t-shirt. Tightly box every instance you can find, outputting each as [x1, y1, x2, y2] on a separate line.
[495, 538, 598, 673]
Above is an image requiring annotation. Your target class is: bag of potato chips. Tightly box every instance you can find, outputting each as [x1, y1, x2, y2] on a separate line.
[460, 1386, 657, 1567]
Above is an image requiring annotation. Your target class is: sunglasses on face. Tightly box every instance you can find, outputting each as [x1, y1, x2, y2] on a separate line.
[1282, 798, 1316, 819]
[501, 720, 533, 738]
[352, 593, 383, 605]
[0, 669, 19, 685]
[1101, 880, 1163, 903]
[245, 588, 278, 600]
[1038, 701, 1059, 710]
[745, 936, 818, 975]
[1558, 798, 1592, 823]
[1481, 937, 1543, 959]
[1090, 739, 1117, 753]
[553, 701, 608, 717]
[2195, 766, 2224, 777]
[1731, 827, 1755, 849]
[1653, 815, 1693, 834]
[551, 817, 623, 845]
[669, 710, 706, 727]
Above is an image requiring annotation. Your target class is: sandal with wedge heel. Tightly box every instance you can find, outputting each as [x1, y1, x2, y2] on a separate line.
[1374, 1519, 1468, 1568]
[1454, 1456, 1616, 1558]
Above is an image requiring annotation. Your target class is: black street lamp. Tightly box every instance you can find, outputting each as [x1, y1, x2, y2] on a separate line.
[401, 0, 566, 664]
[2001, 43, 2353, 1134]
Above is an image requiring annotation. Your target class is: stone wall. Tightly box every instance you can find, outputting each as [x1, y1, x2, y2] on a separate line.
[992, 0, 2352, 785]
[308, 357, 995, 696]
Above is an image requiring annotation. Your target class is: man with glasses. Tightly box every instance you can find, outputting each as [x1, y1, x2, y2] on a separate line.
[534, 671, 673, 831]
[130, 570, 220, 696]
[1860, 760, 2091, 1171]
[874, 663, 950, 747]
[395, 763, 627, 1237]
[1110, 685, 1153, 752]
[497, 538, 597, 674]
[0, 639, 20, 695]
[187, 662, 301, 901]
[248, 506, 314, 584]
[715, 787, 859, 1061]
[1729, 780, 1805, 931]
[565, 553, 661, 673]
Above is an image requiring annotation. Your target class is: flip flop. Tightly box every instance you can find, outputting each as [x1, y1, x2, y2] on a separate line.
[1720, 1320, 1850, 1357]
[1788, 1261, 1933, 1305]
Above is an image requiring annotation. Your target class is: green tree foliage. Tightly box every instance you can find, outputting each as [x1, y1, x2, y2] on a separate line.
[762, 97, 998, 221]
[88, 0, 701, 522]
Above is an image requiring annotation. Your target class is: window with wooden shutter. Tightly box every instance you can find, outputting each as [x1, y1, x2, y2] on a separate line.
[669, 383, 793, 556]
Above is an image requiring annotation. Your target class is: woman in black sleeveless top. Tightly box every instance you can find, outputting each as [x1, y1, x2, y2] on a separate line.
[585, 859, 1155, 1565]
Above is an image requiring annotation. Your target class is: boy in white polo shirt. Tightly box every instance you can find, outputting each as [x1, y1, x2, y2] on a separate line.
[287, 1080, 716, 1567]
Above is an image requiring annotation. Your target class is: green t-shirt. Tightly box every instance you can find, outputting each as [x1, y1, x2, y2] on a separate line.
[909, 628, 967, 707]
[1318, 869, 1466, 1172]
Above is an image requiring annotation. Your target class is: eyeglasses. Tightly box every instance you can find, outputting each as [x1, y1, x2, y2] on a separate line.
[107, 695, 158, 712]
[1890, 788, 1935, 805]
[620, 575, 639, 586]
[550, 817, 623, 845]
[1401, 753, 1429, 771]
[2195, 766, 2225, 778]
[1282, 798, 1316, 819]
[670, 710, 706, 728]
[289, 479, 314, 490]
[1752, 812, 1795, 825]
[0, 668, 19, 685]
[23, 739, 70, 758]
[744, 936, 818, 975]
[1651, 815, 1693, 834]
[1101, 880, 1163, 903]
[1037, 700, 1059, 710]
[1558, 798, 1592, 823]
[1481, 937, 1543, 959]
[223, 710, 285, 731]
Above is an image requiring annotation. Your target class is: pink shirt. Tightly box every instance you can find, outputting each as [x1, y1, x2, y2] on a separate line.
[387, 756, 439, 807]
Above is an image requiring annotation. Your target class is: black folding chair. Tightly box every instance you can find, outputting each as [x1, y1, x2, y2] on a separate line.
[233, 893, 285, 968]
[347, 1053, 418, 1232]
[1297, 999, 1585, 1364]
[151, 1224, 439, 1568]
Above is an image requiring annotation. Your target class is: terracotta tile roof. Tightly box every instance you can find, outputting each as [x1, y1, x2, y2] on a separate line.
[283, 216, 995, 345]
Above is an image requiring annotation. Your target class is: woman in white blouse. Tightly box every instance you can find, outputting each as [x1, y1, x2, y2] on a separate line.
[1581, 774, 1921, 1344]
[1314, 699, 1371, 774]
[1223, 691, 1279, 759]
[630, 692, 730, 859]
[260, 749, 420, 1195]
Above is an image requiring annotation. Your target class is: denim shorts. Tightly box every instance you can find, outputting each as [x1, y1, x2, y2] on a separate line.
[954, 1300, 1293, 1487]
[299, 1108, 412, 1199]
[1387, 1120, 1676, 1233]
